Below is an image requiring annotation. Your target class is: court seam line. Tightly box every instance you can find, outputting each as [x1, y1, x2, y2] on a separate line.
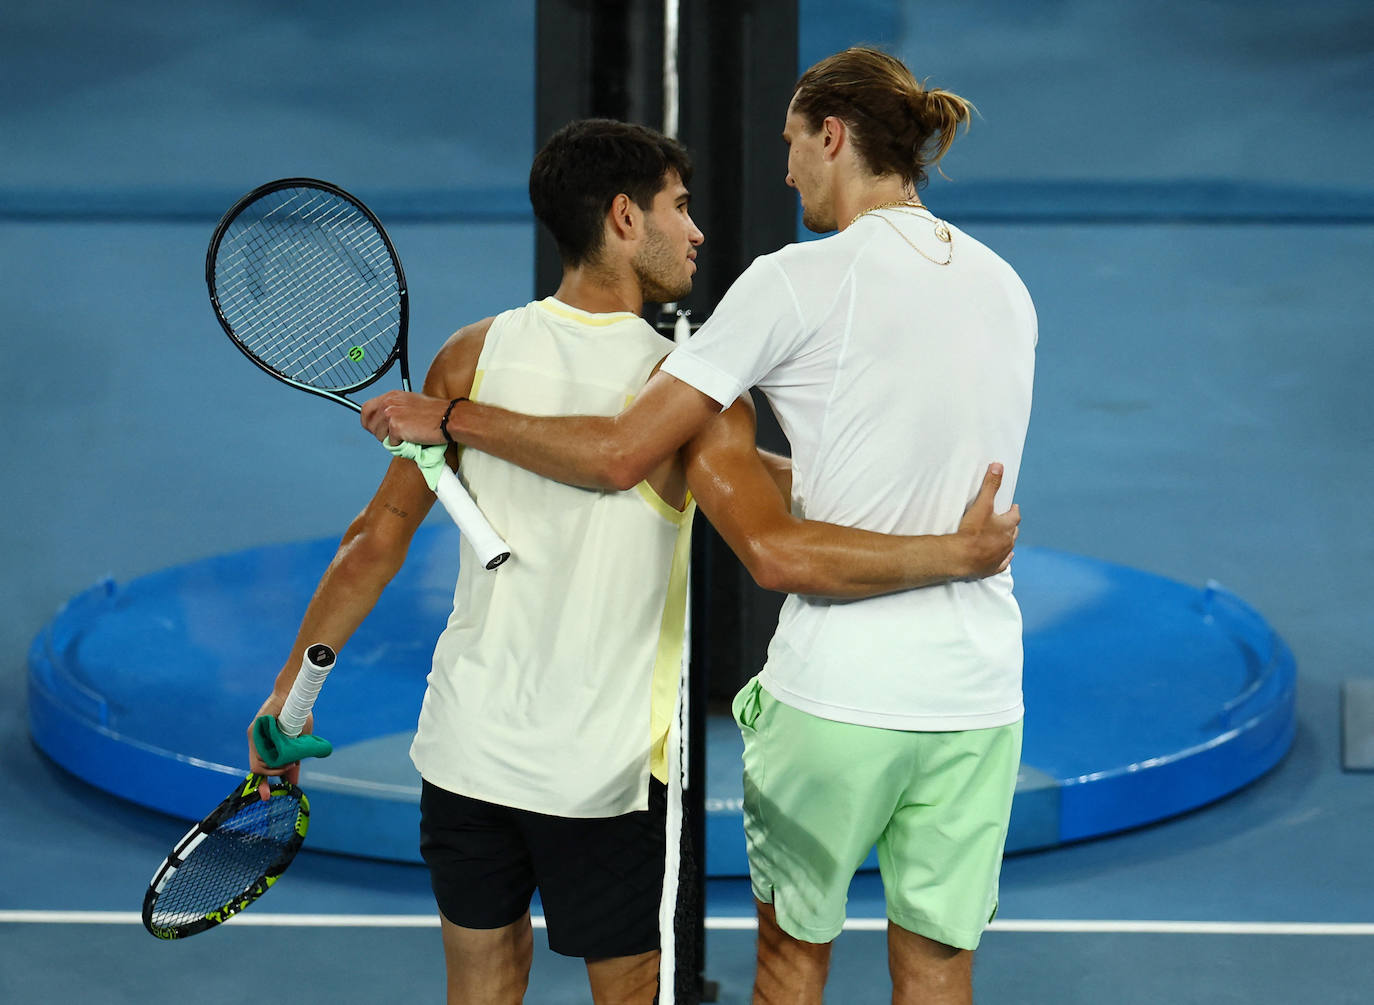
[4, 911, 1374, 936]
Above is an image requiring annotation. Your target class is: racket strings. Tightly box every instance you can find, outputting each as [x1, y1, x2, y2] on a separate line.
[222, 210, 395, 383]
[147, 794, 304, 930]
[229, 204, 390, 347]
[213, 187, 401, 391]
[231, 243, 393, 386]
[221, 190, 394, 339]
[221, 252, 392, 385]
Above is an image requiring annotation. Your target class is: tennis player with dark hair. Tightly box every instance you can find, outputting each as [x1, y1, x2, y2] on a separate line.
[258, 114, 1018, 1005]
[364, 48, 1036, 1005]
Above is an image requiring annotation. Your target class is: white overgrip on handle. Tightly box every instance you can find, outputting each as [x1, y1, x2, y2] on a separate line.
[434, 466, 511, 570]
[278, 643, 336, 739]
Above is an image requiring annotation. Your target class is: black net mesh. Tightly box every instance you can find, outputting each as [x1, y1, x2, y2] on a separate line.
[671, 777, 705, 1004]
[212, 185, 401, 391]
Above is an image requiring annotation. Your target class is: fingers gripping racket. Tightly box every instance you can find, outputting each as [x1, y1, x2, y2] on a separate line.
[207, 177, 510, 569]
[142, 644, 336, 940]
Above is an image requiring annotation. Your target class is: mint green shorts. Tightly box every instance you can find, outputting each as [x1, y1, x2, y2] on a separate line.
[732, 677, 1022, 951]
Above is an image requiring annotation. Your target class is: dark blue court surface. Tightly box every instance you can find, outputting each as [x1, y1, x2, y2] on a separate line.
[29, 535, 1295, 872]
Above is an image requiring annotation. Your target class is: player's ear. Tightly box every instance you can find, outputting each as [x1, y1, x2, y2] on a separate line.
[821, 115, 845, 158]
[607, 192, 639, 241]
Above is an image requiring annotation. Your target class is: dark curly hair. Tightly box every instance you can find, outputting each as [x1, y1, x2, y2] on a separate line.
[529, 119, 693, 267]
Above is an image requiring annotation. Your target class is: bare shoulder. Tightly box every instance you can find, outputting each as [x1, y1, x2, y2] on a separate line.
[422, 317, 496, 397]
[437, 316, 496, 369]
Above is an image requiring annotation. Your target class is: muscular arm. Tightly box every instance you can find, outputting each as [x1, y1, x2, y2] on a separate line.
[684, 397, 1018, 600]
[361, 369, 722, 492]
[247, 321, 487, 783]
[755, 446, 793, 501]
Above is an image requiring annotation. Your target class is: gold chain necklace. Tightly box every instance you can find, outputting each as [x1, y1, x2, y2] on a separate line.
[848, 199, 953, 266]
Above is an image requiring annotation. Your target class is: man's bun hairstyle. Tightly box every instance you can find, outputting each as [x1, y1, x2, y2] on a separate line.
[791, 47, 974, 190]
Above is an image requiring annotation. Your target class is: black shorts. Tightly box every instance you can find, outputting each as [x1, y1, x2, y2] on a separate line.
[419, 778, 667, 959]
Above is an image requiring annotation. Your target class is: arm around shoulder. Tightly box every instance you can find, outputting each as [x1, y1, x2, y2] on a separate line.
[444, 368, 722, 491]
[683, 400, 1018, 599]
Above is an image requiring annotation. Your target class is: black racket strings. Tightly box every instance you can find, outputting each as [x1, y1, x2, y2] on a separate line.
[215, 188, 401, 391]
[148, 790, 305, 929]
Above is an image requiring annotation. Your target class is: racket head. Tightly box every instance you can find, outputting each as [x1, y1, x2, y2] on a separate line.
[206, 178, 410, 408]
[142, 774, 309, 940]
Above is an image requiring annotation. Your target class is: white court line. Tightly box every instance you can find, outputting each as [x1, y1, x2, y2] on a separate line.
[2, 911, 1374, 936]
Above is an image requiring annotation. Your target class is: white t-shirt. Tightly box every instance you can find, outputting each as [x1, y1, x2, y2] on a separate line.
[662, 209, 1036, 731]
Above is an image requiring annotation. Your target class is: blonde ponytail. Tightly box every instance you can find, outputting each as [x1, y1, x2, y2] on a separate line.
[911, 86, 977, 181]
[793, 47, 977, 189]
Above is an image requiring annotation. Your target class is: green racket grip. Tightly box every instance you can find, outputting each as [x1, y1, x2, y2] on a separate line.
[252, 715, 332, 769]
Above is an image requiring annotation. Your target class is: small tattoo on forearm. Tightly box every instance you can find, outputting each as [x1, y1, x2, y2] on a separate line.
[384, 504, 408, 518]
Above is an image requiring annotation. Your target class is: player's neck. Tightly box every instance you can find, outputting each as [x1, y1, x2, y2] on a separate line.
[553, 266, 643, 317]
[835, 175, 917, 231]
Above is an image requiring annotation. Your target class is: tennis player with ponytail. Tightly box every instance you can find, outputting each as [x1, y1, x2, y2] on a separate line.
[366, 48, 1035, 1004]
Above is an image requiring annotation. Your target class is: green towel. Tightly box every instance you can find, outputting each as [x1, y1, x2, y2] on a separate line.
[385, 438, 449, 491]
[252, 715, 333, 769]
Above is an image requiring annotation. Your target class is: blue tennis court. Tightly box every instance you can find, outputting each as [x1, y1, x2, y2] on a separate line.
[3, 2, 1373, 1002]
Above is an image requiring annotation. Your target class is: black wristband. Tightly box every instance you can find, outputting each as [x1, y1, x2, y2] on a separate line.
[439, 397, 467, 447]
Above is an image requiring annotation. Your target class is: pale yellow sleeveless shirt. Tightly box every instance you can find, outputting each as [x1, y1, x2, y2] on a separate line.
[410, 298, 694, 817]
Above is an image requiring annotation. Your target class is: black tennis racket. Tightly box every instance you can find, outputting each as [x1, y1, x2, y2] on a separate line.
[207, 177, 510, 569]
[142, 644, 336, 940]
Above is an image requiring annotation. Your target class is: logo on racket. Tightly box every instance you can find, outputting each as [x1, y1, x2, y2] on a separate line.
[347, 346, 365, 362]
